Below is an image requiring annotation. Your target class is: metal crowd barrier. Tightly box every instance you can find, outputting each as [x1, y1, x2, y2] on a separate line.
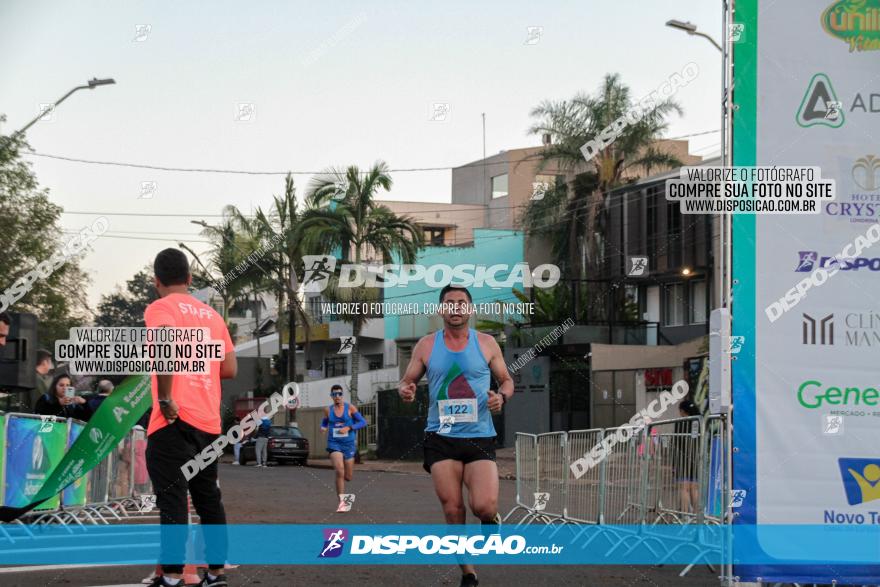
[506, 413, 730, 577]
[0, 412, 156, 528]
[503, 433, 538, 525]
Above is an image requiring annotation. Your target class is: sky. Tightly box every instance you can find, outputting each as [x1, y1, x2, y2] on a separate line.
[0, 0, 722, 309]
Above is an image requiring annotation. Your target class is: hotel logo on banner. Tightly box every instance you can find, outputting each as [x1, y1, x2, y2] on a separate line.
[821, 0, 880, 53]
[824, 155, 880, 223]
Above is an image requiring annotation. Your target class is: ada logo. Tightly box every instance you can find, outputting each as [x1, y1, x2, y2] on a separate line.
[821, 0, 880, 53]
[838, 458, 880, 505]
[797, 73, 845, 128]
[319, 528, 348, 558]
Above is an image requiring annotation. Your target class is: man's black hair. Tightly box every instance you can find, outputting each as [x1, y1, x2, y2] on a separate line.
[679, 399, 700, 416]
[439, 284, 472, 304]
[36, 349, 52, 366]
[0, 312, 10, 326]
[330, 384, 344, 392]
[154, 248, 191, 286]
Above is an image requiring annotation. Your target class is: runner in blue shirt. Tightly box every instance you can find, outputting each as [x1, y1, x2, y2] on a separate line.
[398, 285, 514, 587]
[321, 384, 367, 512]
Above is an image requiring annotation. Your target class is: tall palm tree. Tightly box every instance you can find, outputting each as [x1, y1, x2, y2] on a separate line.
[525, 73, 684, 305]
[229, 212, 280, 391]
[240, 174, 313, 385]
[182, 209, 247, 322]
[302, 161, 424, 405]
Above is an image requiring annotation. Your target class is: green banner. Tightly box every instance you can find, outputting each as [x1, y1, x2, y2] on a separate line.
[0, 374, 151, 521]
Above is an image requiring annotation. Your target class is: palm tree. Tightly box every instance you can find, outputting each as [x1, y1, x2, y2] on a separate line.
[241, 174, 313, 385]
[525, 73, 683, 312]
[302, 161, 424, 405]
[182, 209, 247, 322]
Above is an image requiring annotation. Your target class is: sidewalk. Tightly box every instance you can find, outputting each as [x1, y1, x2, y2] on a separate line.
[307, 446, 517, 479]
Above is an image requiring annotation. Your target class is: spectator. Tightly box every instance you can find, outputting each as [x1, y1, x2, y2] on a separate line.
[34, 373, 89, 420]
[31, 349, 54, 411]
[254, 417, 270, 467]
[231, 418, 242, 465]
[86, 379, 115, 416]
[674, 399, 701, 515]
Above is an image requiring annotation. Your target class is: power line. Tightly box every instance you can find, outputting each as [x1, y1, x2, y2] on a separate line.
[23, 129, 719, 176]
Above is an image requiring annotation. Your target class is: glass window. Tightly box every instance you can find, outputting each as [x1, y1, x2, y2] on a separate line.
[689, 280, 707, 323]
[423, 226, 445, 246]
[491, 174, 509, 199]
[270, 426, 303, 438]
[663, 283, 685, 326]
[324, 357, 348, 377]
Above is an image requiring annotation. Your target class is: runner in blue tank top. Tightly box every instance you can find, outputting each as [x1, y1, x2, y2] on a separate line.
[321, 384, 367, 513]
[398, 285, 513, 587]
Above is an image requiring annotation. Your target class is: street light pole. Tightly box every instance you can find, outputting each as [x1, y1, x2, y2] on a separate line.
[669, 14, 736, 587]
[665, 18, 728, 308]
[665, 19, 723, 51]
[12, 77, 116, 137]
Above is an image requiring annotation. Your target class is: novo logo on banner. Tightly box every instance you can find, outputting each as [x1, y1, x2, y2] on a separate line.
[822, 0, 880, 53]
[838, 458, 880, 505]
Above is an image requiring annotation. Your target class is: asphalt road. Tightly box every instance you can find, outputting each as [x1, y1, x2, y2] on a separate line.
[1, 462, 721, 586]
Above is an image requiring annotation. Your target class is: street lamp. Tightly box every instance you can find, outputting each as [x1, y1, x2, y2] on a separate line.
[665, 19, 722, 52]
[13, 77, 116, 137]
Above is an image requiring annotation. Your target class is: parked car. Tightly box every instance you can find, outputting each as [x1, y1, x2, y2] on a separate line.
[239, 425, 309, 465]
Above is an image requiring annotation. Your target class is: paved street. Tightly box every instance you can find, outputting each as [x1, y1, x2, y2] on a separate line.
[2, 460, 719, 586]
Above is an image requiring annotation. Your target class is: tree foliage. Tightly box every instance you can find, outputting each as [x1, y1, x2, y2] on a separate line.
[0, 121, 90, 345]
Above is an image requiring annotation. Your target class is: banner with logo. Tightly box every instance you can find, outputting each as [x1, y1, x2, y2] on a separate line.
[732, 0, 880, 583]
[0, 375, 151, 522]
[3, 415, 67, 511]
[62, 420, 89, 507]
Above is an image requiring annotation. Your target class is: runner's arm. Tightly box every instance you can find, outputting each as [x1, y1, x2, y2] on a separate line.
[320, 407, 329, 431]
[485, 336, 514, 401]
[350, 406, 367, 431]
[398, 336, 428, 400]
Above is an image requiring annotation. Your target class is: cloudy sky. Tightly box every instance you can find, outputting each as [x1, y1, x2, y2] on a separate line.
[0, 0, 721, 309]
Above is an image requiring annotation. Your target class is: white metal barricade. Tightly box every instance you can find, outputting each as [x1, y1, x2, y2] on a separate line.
[535, 432, 569, 525]
[503, 433, 539, 525]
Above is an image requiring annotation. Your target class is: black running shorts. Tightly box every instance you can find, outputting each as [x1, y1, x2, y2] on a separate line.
[422, 431, 497, 473]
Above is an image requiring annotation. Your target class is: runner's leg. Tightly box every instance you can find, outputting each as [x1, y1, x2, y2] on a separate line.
[343, 457, 354, 483]
[463, 459, 499, 522]
[430, 459, 475, 576]
[330, 451, 345, 496]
